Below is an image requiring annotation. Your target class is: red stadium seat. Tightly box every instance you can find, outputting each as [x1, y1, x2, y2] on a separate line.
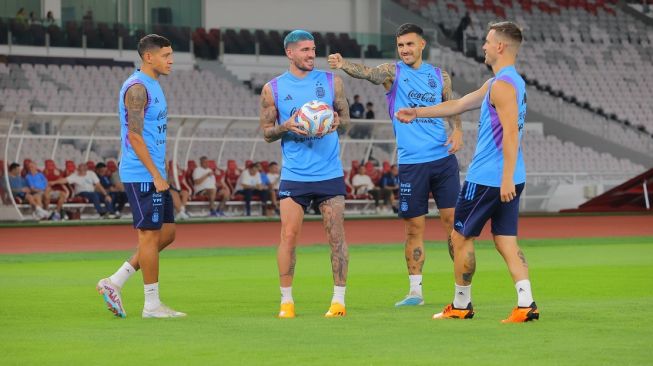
[106, 160, 118, 174]
[86, 160, 96, 171]
[64, 160, 76, 176]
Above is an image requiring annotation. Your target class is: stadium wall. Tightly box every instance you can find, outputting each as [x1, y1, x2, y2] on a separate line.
[203, 0, 381, 34]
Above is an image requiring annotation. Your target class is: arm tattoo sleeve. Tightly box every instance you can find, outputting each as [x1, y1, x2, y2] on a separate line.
[340, 61, 395, 85]
[333, 76, 350, 133]
[259, 84, 285, 143]
[441, 71, 462, 130]
[125, 84, 147, 135]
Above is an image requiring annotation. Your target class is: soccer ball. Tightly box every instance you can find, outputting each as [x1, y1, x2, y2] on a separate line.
[295, 100, 335, 137]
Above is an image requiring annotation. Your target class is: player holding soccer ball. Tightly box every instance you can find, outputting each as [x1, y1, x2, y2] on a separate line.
[329, 23, 462, 307]
[259, 30, 351, 318]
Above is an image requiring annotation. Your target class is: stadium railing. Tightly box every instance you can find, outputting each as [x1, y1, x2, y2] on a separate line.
[0, 112, 636, 220]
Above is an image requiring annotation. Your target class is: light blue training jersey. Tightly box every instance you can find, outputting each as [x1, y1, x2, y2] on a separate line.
[269, 69, 343, 182]
[118, 70, 168, 183]
[386, 61, 449, 164]
[466, 65, 527, 187]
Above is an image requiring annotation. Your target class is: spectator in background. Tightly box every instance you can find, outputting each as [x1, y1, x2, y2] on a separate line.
[454, 12, 472, 52]
[52, 163, 116, 218]
[235, 162, 269, 216]
[15, 8, 27, 25]
[45, 11, 55, 25]
[96, 163, 128, 218]
[349, 94, 365, 119]
[8, 162, 49, 219]
[26, 161, 67, 220]
[166, 163, 190, 220]
[379, 164, 400, 213]
[192, 156, 223, 217]
[351, 165, 383, 212]
[266, 162, 281, 212]
[365, 102, 375, 119]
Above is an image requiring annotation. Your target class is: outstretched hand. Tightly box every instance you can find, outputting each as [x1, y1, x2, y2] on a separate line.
[395, 108, 417, 123]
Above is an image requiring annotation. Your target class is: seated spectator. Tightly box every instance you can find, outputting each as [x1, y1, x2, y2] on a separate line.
[352, 165, 383, 212]
[365, 102, 375, 119]
[26, 161, 67, 220]
[235, 162, 269, 216]
[51, 163, 116, 218]
[266, 162, 281, 212]
[96, 163, 128, 218]
[43, 161, 70, 220]
[350, 94, 365, 119]
[379, 164, 400, 213]
[8, 162, 49, 219]
[192, 156, 226, 217]
[166, 163, 190, 220]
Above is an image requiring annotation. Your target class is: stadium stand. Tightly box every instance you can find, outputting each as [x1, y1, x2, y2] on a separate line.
[394, 0, 653, 136]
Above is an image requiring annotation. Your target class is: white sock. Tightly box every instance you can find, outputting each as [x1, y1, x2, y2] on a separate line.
[109, 262, 136, 288]
[280, 287, 293, 304]
[453, 284, 471, 309]
[409, 275, 423, 296]
[332, 286, 346, 305]
[144, 282, 161, 310]
[180, 206, 186, 213]
[515, 279, 534, 307]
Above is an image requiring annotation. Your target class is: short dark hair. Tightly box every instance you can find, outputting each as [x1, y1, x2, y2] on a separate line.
[137, 34, 171, 58]
[396, 23, 424, 38]
[9, 162, 19, 171]
[488, 21, 523, 44]
[199, 156, 208, 161]
[95, 162, 106, 169]
[269, 162, 278, 167]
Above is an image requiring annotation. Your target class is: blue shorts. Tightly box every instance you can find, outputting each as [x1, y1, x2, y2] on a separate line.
[398, 155, 460, 218]
[453, 181, 525, 237]
[278, 177, 346, 209]
[125, 182, 175, 230]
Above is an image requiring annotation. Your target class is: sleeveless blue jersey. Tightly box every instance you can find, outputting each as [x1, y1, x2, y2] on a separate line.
[118, 70, 168, 182]
[270, 69, 343, 182]
[386, 61, 449, 164]
[466, 65, 527, 187]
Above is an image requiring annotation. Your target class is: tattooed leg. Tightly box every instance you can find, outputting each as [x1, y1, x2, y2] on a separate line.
[320, 196, 348, 287]
[493, 234, 530, 282]
[404, 216, 426, 275]
[438, 208, 455, 261]
[278, 198, 305, 287]
[452, 230, 476, 286]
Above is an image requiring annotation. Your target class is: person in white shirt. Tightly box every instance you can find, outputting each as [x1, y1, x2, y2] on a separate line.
[52, 163, 116, 218]
[266, 162, 281, 212]
[351, 165, 382, 211]
[192, 156, 224, 217]
[235, 162, 269, 216]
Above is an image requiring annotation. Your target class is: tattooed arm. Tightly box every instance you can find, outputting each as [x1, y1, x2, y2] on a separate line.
[328, 53, 395, 91]
[259, 83, 306, 143]
[331, 75, 350, 134]
[125, 84, 169, 192]
[442, 70, 463, 154]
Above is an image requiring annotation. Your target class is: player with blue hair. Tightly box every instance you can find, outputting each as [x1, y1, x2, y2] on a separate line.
[260, 29, 351, 318]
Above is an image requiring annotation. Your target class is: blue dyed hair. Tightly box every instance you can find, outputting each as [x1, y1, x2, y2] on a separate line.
[283, 30, 314, 49]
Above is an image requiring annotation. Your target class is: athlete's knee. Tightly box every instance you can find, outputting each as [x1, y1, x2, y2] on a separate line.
[404, 218, 424, 238]
[280, 226, 301, 246]
[439, 210, 455, 228]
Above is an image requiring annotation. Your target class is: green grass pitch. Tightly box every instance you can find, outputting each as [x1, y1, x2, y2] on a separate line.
[0, 236, 651, 365]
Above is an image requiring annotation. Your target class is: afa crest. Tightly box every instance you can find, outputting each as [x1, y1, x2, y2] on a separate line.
[315, 81, 325, 98]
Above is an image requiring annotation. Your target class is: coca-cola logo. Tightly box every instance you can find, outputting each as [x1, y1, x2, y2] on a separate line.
[407, 90, 437, 103]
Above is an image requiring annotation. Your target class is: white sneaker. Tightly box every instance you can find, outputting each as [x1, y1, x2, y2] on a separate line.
[96, 278, 126, 318]
[36, 207, 50, 219]
[142, 303, 187, 318]
[176, 211, 190, 220]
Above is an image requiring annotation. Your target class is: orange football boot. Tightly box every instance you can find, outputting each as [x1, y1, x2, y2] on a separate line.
[502, 302, 539, 323]
[432, 303, 475, 319]
[277, 302, 295, 319]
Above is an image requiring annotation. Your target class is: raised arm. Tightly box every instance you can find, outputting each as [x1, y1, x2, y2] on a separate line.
[328, 53, 395, 90]
[259, 83, 306, 143]
[331, 75, 350, 134]
[441, 70, 463, 153]
[125, 84, 169, 192]
[491, 80, 519, 203]
[396, 79, 491, 123]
